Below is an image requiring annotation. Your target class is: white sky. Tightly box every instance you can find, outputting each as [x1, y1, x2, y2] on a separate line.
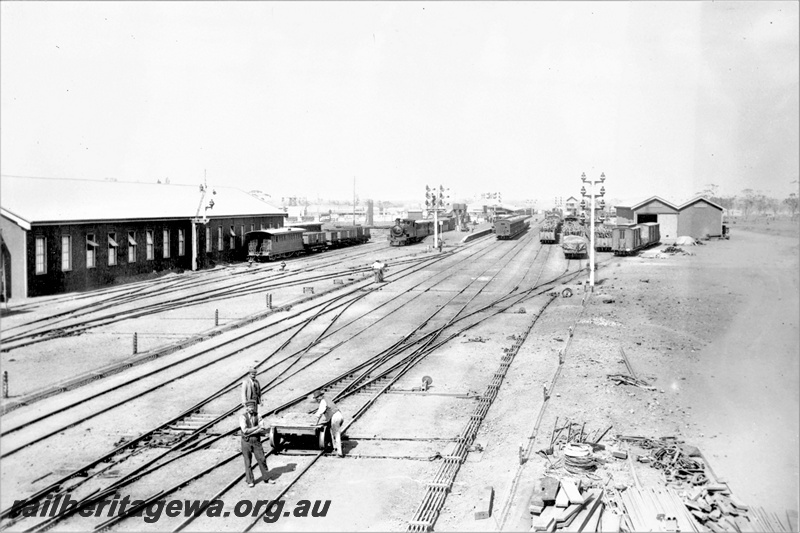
[1, 1, 798, 207]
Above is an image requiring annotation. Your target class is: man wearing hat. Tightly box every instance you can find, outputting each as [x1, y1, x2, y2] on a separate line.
[312, 390, 344, 457]
[241, 367, 262, 412]
[239, 401, 273, 486]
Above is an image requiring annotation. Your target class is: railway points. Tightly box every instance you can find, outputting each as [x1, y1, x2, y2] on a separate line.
[0, 217, 795, 532]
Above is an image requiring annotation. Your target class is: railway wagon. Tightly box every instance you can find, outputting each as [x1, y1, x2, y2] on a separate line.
[611, 225, 642, 256]
[494, 215, 529, 240]
[562, 235, 589, 259]
[352, 225, 371, 243]
[540, 217, 562, 244]
[325, 230, 342, 248]
[594, 226, 613, 251]
[389, 218, 434, 246]
[301, 231, 327, 253]
[638, 222, 661, 248]
[562, 216, 586, 238]
[245, 228, 306, 261]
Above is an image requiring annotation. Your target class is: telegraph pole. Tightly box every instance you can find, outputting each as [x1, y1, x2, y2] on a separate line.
[425, 185, 450, 250]
[580, 172, 606, 289]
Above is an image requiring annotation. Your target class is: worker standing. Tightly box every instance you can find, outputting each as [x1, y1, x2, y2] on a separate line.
[241, 367, 262, 412]
[240, 401, 273, 486]
[437, 238, 444, 252]
[312, 390, 344, 457]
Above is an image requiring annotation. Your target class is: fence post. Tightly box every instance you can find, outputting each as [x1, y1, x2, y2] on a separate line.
[133, 333, 138, 355]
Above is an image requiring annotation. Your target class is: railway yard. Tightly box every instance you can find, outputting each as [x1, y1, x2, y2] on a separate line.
[1, 218, 797, 532]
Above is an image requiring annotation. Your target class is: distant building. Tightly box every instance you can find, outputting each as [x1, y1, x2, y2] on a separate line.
[614, 196, 723, 244]
[565, 196, 579, 216]
[0, 176, 285, 299]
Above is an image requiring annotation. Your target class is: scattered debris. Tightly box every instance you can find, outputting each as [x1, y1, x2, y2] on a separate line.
[607, 373, 656, 390]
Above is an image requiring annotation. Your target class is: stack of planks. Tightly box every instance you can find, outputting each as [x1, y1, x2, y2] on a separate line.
[618, 486, 701, 532]
[530, 478, 615, 532]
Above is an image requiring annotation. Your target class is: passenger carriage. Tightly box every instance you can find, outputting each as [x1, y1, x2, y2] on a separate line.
[245, 228, 306, 261]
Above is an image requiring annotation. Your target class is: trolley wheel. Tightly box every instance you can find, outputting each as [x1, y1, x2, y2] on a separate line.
[561, 288, 573, 298]
[269, 427, 280, 453]
[318, 426, 329, 451]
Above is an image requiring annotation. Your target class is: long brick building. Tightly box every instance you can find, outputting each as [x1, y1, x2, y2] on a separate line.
[0, 176, 285, 299]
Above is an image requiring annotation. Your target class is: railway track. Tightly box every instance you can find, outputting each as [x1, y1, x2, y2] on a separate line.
[0, 241, 397, 352]
[3, 230, 584, 527]
[0, 232, 510, 523]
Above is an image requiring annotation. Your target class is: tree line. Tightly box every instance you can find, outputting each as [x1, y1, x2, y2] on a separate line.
[697, 184, 799, 220]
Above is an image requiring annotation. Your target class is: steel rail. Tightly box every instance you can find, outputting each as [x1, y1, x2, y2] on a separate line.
[3, 231, 506, 528]
[0, 238, 485, 527]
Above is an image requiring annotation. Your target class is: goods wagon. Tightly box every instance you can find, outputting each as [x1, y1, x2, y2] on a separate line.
[540, 217, 562, 244]
[594, 226, 613, 252]
[562, 216, 586, 238]
[246, 224, 370, 261]
[611, 223, 660, 255]
[562, 235, 589, 259]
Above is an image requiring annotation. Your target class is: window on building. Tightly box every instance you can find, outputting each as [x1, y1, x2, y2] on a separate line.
[146, 230, 154, 260]
[230, 226, 236, 249]
[178, 229, 185, 256]
[61, 235, 72, 271]
[128, 231, 137, 263]
[206, 227, 212, 252]
[260, 222, 265, 230]
[108, 233, 118, 266]
[35, 236, 46, 274]
[87, 234, 98, 268]
[250, 223, 255, 232]
[218, 226, 223, 250]
[163, 229, 170, 258]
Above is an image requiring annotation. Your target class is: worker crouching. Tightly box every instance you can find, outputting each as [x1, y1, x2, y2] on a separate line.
[371, 259, 386, 283]
[312, 390, 344, 457]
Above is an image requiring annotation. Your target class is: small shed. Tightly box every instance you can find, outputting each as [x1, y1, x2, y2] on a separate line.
[677, 197, 724, 239]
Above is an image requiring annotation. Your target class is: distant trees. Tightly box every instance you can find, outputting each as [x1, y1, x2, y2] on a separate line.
[784, 193, 799, 220]
[694, 185, 799, 219]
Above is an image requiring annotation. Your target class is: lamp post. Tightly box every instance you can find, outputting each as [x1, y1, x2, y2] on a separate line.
[580, 172, 606, 289]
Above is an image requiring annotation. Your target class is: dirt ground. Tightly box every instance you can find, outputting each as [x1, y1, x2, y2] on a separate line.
[527, 218, 800, 519]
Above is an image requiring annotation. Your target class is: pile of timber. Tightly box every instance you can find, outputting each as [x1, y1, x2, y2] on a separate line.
[611, 486, 702, 531]
[683, 485, 795, 532]
[530, 477, 614, 532]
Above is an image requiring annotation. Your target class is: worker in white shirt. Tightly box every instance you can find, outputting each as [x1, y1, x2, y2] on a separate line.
[371, 259, 386, 282]
[239, 401, 274, 486]
[312, 390, 344, 457]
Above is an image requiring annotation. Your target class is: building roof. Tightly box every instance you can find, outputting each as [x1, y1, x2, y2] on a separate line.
[615, 195, 722, 212]
[615, 196, 680, 211]
[0, 175, 284, 225]
[677, 196, 724, 211]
